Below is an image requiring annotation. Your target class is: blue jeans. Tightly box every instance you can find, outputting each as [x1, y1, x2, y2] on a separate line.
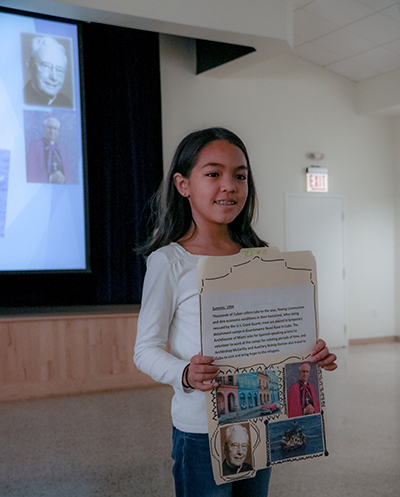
[172, 427, 271, 497]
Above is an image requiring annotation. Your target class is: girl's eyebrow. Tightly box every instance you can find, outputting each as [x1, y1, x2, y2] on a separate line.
[203, 162, 248, 169]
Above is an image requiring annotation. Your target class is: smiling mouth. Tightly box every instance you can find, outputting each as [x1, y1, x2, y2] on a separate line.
[215, 200, 236, 205]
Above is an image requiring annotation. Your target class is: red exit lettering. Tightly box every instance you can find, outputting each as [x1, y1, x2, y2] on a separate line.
[307, 173, 328, 192]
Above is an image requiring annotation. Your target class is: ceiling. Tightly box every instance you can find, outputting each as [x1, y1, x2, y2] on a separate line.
[292, 0, 400, 82]
[3, 0, 400, 86]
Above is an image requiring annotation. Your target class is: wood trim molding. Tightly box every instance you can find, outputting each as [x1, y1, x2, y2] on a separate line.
[348, 336, 400, 346]
[0, 310, 157, 402]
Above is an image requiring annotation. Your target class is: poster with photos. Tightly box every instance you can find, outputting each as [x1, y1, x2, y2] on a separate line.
[198, 247, 328, 485]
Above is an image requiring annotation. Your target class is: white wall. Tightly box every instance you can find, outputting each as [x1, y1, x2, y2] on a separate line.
[394, 117, 400, 336]
[160, 35, 396, 341]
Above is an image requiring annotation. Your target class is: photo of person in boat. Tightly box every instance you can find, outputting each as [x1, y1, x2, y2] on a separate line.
[267, 415, 325, 463]
[220, 423, 254, 476]
[286, 361, 320, 418]
[280, 420, 306, 451]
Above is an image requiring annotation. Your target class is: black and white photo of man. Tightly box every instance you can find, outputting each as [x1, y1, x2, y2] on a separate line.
[23, 35, 73, 108]
[221, 424, 253, 476]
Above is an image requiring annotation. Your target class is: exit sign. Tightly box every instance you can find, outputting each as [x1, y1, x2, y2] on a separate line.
[306, 167, 328, 192]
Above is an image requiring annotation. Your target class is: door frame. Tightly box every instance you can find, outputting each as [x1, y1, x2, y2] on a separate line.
[284, 193, 348, 348]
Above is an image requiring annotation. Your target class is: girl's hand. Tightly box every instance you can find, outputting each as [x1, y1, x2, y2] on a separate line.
[310, 339, 337, 371]
[186, 353, 219, 391]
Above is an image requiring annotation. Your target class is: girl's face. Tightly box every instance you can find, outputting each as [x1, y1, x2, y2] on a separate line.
[174, 140, 248, 229]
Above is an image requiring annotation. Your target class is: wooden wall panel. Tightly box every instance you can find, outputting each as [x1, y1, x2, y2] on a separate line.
[0, 311, 157, 402]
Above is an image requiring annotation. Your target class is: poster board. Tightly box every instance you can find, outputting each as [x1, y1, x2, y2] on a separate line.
[198, 247, 328, 485]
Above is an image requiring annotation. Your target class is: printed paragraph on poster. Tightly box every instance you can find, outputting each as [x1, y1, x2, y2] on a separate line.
[201, 285, 316, 360]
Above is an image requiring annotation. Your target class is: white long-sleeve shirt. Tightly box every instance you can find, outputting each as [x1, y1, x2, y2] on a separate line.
[134, 243, 209, 433]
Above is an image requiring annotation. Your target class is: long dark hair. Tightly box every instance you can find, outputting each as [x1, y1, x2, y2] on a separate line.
[140, 127, 267, 256]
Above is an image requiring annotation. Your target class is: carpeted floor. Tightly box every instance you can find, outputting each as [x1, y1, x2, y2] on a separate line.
[0, 342, 399, 496]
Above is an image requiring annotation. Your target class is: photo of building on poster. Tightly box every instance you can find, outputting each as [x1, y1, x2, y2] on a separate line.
[216, 370, 281, 425]
[198, 248, 329, 485]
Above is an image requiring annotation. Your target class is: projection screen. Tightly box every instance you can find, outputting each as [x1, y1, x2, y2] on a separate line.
[0, 7, 88, 272]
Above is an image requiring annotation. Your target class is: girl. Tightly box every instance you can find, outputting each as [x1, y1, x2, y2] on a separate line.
[134, 127, 337, 497]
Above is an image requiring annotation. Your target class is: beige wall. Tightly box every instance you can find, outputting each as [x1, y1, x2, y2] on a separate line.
[160, 35, 397, 341]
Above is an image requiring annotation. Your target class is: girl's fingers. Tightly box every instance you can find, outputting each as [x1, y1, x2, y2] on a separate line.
[310, 338, 326, 356]
[188, 366, 219, 384]
[310, 339, 338, 370]
[190, 354, 215, 366]
[310, 339, 330, 362]
[191, 371, 219, 382]
[317, 353, 338, 370]
[188, 353, 219, 391]
[188, 373, 219, 391]
[193, 380, 217, 392]
[323, 363, 338, 371]
[310, 349, 329, 363]
[191, 364, 219, 374]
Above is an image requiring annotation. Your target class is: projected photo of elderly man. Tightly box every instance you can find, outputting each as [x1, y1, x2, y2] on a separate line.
[24, 36, 72, 108]
[222, 424, 253, 476]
